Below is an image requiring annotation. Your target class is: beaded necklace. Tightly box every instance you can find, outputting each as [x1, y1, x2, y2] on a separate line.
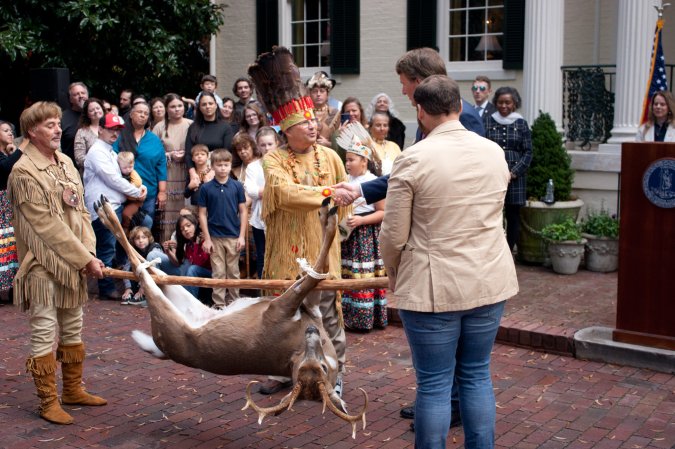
[285, 145, 329, 185]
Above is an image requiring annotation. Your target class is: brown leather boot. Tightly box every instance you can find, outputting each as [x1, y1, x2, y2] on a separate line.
[57, 343, 107, 406]
[26, 353, 74, 425]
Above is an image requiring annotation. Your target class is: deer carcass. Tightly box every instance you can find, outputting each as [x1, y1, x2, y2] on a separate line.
[94, 196, 366, 437]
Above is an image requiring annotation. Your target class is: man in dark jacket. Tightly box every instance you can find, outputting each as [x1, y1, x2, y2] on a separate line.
[333, 47, 484, 205]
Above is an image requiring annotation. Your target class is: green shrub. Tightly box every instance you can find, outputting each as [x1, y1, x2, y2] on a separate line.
[541, 218, 583, 242]
[581, 209, 619, 238]
[527, 112, 575, 201]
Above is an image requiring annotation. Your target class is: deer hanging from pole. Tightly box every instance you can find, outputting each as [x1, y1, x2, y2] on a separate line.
[94, 196, 367, 438]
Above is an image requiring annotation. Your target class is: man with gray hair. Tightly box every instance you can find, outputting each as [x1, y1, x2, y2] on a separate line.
[60, 82, 89, 161]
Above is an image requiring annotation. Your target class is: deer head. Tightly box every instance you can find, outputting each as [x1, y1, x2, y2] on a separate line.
[242, 325, 367, 438]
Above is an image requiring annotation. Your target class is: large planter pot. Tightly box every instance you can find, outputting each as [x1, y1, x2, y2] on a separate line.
[547, 239, 587, 274]
[582, 233, 619, 272]
[518, 199, 584, 265]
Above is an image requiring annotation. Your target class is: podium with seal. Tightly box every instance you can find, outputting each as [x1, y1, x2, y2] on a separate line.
[615, 143, 675, 350]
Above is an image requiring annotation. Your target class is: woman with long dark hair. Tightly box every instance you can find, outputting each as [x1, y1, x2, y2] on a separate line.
[73, 97, 105, 170]
[152, 93, 193, 242]
[221, 96, 240, 134]
[184, 92, 234, 193]
[149, 97, 166, 130]
[163, 213, 212, 299]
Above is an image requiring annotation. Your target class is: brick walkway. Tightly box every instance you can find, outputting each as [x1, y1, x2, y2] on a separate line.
[1, 265, 673, 449]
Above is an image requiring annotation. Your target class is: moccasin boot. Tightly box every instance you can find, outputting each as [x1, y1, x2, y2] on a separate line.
[26, 353, 74, 425]
[57, 343, 107, 406]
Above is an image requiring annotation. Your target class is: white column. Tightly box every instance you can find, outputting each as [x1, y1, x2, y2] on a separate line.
[522, 0, 564, 128]
[607, 0, 661, 144]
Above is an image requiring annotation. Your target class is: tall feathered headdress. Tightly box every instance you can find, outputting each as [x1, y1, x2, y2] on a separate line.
[248, 46, 316, 131]
[336, 121, 382, 174]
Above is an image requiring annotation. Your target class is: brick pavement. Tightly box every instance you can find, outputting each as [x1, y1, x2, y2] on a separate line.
[1, 265, 673, 448]
[388, 264, 618, 357]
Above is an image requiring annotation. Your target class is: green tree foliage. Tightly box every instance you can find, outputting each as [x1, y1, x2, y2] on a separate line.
[0, 0, 225, 102]
[527, 112, 575, 202]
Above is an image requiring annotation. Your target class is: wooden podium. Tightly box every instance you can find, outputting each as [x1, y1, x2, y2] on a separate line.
[614, 143, 675, 350]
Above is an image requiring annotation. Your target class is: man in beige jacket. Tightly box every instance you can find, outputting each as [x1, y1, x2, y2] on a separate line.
[380, 75, 518, 449]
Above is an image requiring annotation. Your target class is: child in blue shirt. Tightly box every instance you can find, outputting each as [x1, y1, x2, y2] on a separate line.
[197, 149, 247, 309]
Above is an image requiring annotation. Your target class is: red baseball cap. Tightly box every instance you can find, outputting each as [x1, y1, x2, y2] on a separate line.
[100, 113, 125, 129]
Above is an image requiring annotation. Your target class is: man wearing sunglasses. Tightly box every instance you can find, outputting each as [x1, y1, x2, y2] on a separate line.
[472, 75, 496, 119]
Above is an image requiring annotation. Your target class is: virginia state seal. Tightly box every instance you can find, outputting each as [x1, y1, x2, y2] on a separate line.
[642, 158, 675, 208]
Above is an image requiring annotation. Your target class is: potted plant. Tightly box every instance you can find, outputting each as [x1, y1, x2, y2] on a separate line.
[581, 209, 619, 272]
[541, 218, 587, 274]
[519, 112, 583, 264]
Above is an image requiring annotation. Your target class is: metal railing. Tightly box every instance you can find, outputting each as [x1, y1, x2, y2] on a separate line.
[561, 64, 674, 150]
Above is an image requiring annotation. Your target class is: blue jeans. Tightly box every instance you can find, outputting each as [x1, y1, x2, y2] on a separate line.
[181, 264, 212, 298]
[92, 206, 123, 296]
[140, 195, 157, 228]
[400, 301, 505, 449]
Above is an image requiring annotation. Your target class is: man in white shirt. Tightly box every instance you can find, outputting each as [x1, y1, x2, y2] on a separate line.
[472, 75, 496, 118]
[83, 114, 147, 299]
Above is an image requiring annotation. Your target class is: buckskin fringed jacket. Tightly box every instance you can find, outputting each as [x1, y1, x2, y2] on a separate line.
[8, 143, 96, 311]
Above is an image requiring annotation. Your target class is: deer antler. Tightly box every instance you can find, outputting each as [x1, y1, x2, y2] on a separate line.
[242, 381, 303, 425]
[318, 383, 368, 439]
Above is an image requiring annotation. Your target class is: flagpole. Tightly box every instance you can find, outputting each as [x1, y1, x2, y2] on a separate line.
[654, 2, 671, 18]
[640, 2, 670, 125]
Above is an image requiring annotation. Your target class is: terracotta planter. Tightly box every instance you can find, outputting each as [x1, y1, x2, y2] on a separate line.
[547, 239, 587, 275]
[518, 199, 584, 265]
[582, 234, 619, 272]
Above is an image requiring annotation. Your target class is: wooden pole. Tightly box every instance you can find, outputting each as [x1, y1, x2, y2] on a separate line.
[103, 268, 389, 291]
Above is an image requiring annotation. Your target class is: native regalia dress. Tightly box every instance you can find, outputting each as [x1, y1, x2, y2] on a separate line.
[0, 151, 19, 292]
[152, 118, 193, 242]
[340, 171, 387, 330]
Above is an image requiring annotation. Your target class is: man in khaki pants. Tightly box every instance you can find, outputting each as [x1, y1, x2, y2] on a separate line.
[9, 102, 108, 425]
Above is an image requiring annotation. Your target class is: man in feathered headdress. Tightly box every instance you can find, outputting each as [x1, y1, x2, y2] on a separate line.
[306, 71, 340, 147]
[248, 47, 350, 397]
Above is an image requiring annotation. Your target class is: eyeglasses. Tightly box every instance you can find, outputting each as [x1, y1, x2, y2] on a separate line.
[472, 85, 487, 92]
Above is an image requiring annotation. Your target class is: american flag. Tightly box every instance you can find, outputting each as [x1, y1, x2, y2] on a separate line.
[641, 18, 669, 124]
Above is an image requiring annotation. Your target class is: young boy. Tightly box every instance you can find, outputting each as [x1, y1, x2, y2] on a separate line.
[184, 144, 213, 214]
[118, 151, 145, 233]
[197, 149, 247, 309]
[184, 74, 224, 117]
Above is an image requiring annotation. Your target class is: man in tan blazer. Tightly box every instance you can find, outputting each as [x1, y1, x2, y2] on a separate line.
[380, 75, 519, 449]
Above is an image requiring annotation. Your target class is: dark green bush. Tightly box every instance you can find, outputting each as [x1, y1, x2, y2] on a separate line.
[527, 112, 575, 201]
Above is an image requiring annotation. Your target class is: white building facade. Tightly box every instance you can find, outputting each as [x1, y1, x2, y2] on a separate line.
[212, 0, 675, 215]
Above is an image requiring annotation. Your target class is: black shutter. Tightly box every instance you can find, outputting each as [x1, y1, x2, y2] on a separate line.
[256, 0, 279, 56]
[407, 0, 437, 50]
[330, 0, 360, 74]
[502, 0, 525, 70]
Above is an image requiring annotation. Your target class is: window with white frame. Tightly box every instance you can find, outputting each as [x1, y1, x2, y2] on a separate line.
[445, 0, 504, 62]
[289, 0, 330, 68]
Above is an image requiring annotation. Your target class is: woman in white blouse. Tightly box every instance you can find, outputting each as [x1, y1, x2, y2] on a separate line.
[636, 91, 675, 142]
